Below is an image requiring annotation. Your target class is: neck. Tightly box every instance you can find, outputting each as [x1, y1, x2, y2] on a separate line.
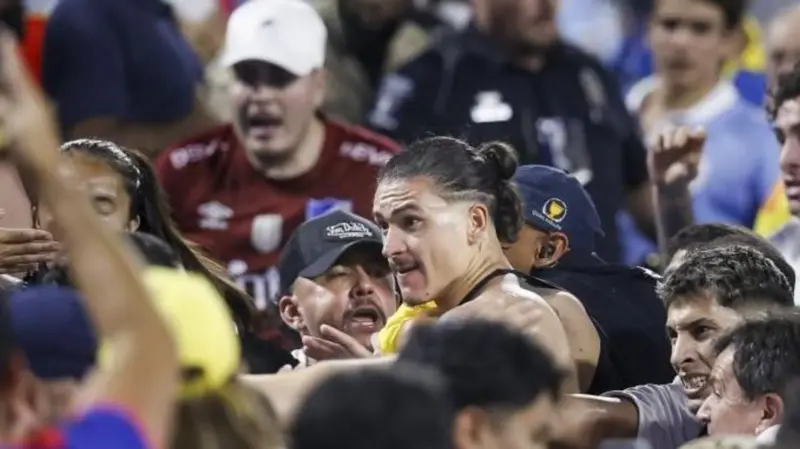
[261, 117, 326, 180]
[435, 244, 511, 312]
[658, 76, 720, 111]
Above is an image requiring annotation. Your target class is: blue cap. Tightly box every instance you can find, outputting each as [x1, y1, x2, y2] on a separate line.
[513, 165, 604, 251]
[9, 286, 97, 380]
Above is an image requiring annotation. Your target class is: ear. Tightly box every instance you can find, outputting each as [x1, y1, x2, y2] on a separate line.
[755, 393, 784, 435]
[279, 294, 305, 332]
[127, 215, 141, 232]
[311, 68, 327, 110]
[532, 233, 568, 268]
[467, 203, 491, 245]
[452, 406, 492, 449]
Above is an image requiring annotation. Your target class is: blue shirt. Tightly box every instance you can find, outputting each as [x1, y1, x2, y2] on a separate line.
[20, 406, 148, 449]
[42, 0, 204, 134]
[621, 78, 780, 265]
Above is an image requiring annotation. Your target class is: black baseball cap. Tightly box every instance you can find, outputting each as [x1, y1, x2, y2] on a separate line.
[513, 165, 604, 252]
[278, 210, 384, 295]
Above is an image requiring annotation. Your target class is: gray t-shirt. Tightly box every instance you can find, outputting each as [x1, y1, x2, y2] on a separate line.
[603, 380, 704, 449]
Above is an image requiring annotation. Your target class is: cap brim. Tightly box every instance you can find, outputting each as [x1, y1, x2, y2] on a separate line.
[220, 49, 310, 76]
[298, 240, 383, 280]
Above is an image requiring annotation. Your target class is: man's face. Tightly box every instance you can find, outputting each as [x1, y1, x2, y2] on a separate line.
[649, 0, 733, 89]
[459, 395, 558, 449]
[284, 246, 396, 348]
[229, 61, 324, 167]
[340, 0, 413, 30]
[766, 11, 800, 90]
[504, 225, 548, 273]
[777, 98, 800, 216]
[472, 0, 559, 54]
[698, 347, 767, 436]
[373, 177, 477, 306]
[666, 294, 742, 412]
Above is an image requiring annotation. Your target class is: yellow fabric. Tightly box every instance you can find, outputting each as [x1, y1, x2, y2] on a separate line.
[377, 302, 438, 355]
[724, 16, 765, 75]
[100, 268, 241, 398]
[754, 181, 791, 237]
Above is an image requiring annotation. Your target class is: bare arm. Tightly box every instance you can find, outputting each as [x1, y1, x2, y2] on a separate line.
[537, 288, 600, 393]
[653, 181, 693, 257]
[242, 357, 395, 424]
[0, 33, 178, 446]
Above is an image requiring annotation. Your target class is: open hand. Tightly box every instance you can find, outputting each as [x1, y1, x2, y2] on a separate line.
[647, 125, 705, 185]
[0, 227, 59, 274]
[301, 325, 373, 361]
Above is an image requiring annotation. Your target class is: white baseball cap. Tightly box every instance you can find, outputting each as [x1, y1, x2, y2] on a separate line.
[221, 0, 327, 76]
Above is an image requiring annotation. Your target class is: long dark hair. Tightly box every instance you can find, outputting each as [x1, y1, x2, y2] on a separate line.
[56, 139, 258, 331]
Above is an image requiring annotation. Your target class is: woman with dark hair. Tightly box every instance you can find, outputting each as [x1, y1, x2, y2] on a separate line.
[372, 136, 594, 393]
[17, 138, 294, 372]
[27, 139, 255, 329]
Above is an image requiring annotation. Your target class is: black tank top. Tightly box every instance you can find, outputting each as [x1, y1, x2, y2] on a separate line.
[456, 268, 618, 394]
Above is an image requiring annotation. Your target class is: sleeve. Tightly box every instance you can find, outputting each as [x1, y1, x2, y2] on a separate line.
[41, 4, 127, 131]
[64, 406, 151, 449]
[603, 382, 703, 449]
[366, 51, 443, 144]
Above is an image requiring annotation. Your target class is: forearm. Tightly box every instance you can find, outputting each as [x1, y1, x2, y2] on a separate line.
[654, 181, 693, 258]
[242, 357, 395, 425]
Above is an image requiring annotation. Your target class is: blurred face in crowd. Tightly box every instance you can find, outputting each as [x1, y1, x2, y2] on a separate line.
[766, 8, 800, 90]
[697, 347, 782, 436]
[472, 0, 560, 54]
[649, 0, 735, 90]
[37, 153, 138, 238]
[454, 394, 559, 449]
[340, 0, 413, 29]
[280, 246, 396, 349]
[503, 225, 568, 272]
[230, 61, 325, 168]
[666, 294, 742, 412]
[776, 97, 800, 216]
[374, 177, 487, 307]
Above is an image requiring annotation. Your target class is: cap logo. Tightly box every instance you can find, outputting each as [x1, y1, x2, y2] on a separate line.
[543, 198, 567, 223]
[325, 222, 374, 240]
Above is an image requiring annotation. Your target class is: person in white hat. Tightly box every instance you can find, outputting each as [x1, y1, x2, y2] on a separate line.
[154, 0, 401, 321]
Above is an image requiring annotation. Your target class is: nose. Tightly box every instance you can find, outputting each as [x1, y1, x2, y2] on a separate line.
[696, 397, 713, 424]
[381, 227, 407, 259]
[351, 266, 377, 299]
[670, 333, 697, 371]
[780, 137, 800, 177]
[669, 26, 694, 48]
[250, 84, 281, 102]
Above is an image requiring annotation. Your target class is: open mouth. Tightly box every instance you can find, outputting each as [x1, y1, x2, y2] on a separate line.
[246, 116, 282, 137]
[680, 374, 709, 396]
[346, 306, 383, 333]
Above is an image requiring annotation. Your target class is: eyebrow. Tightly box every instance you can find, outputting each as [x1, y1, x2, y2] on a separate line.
[374, 204, 422, 220]
[666, 318, 716, 334]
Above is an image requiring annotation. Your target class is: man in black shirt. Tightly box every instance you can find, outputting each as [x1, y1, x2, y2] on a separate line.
[367, 0, 655, 261]
[505, 164, 675, 388]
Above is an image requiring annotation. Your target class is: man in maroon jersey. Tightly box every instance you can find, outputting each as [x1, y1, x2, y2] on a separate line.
[155, 0, 401, 308]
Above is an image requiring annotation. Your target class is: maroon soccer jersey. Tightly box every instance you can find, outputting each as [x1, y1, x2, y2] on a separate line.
[155, 118, 400, 307]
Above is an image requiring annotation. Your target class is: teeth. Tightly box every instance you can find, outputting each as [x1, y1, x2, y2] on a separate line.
[682, 376, 708, 390]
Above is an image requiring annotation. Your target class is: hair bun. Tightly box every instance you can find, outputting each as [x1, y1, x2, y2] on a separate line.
[476, 141, 519, 181]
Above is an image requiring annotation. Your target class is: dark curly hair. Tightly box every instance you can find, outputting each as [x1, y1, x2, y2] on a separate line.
[769, 61, 800, 122]
[378, 137, 522, 244]
[659, 245, 794, 310]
